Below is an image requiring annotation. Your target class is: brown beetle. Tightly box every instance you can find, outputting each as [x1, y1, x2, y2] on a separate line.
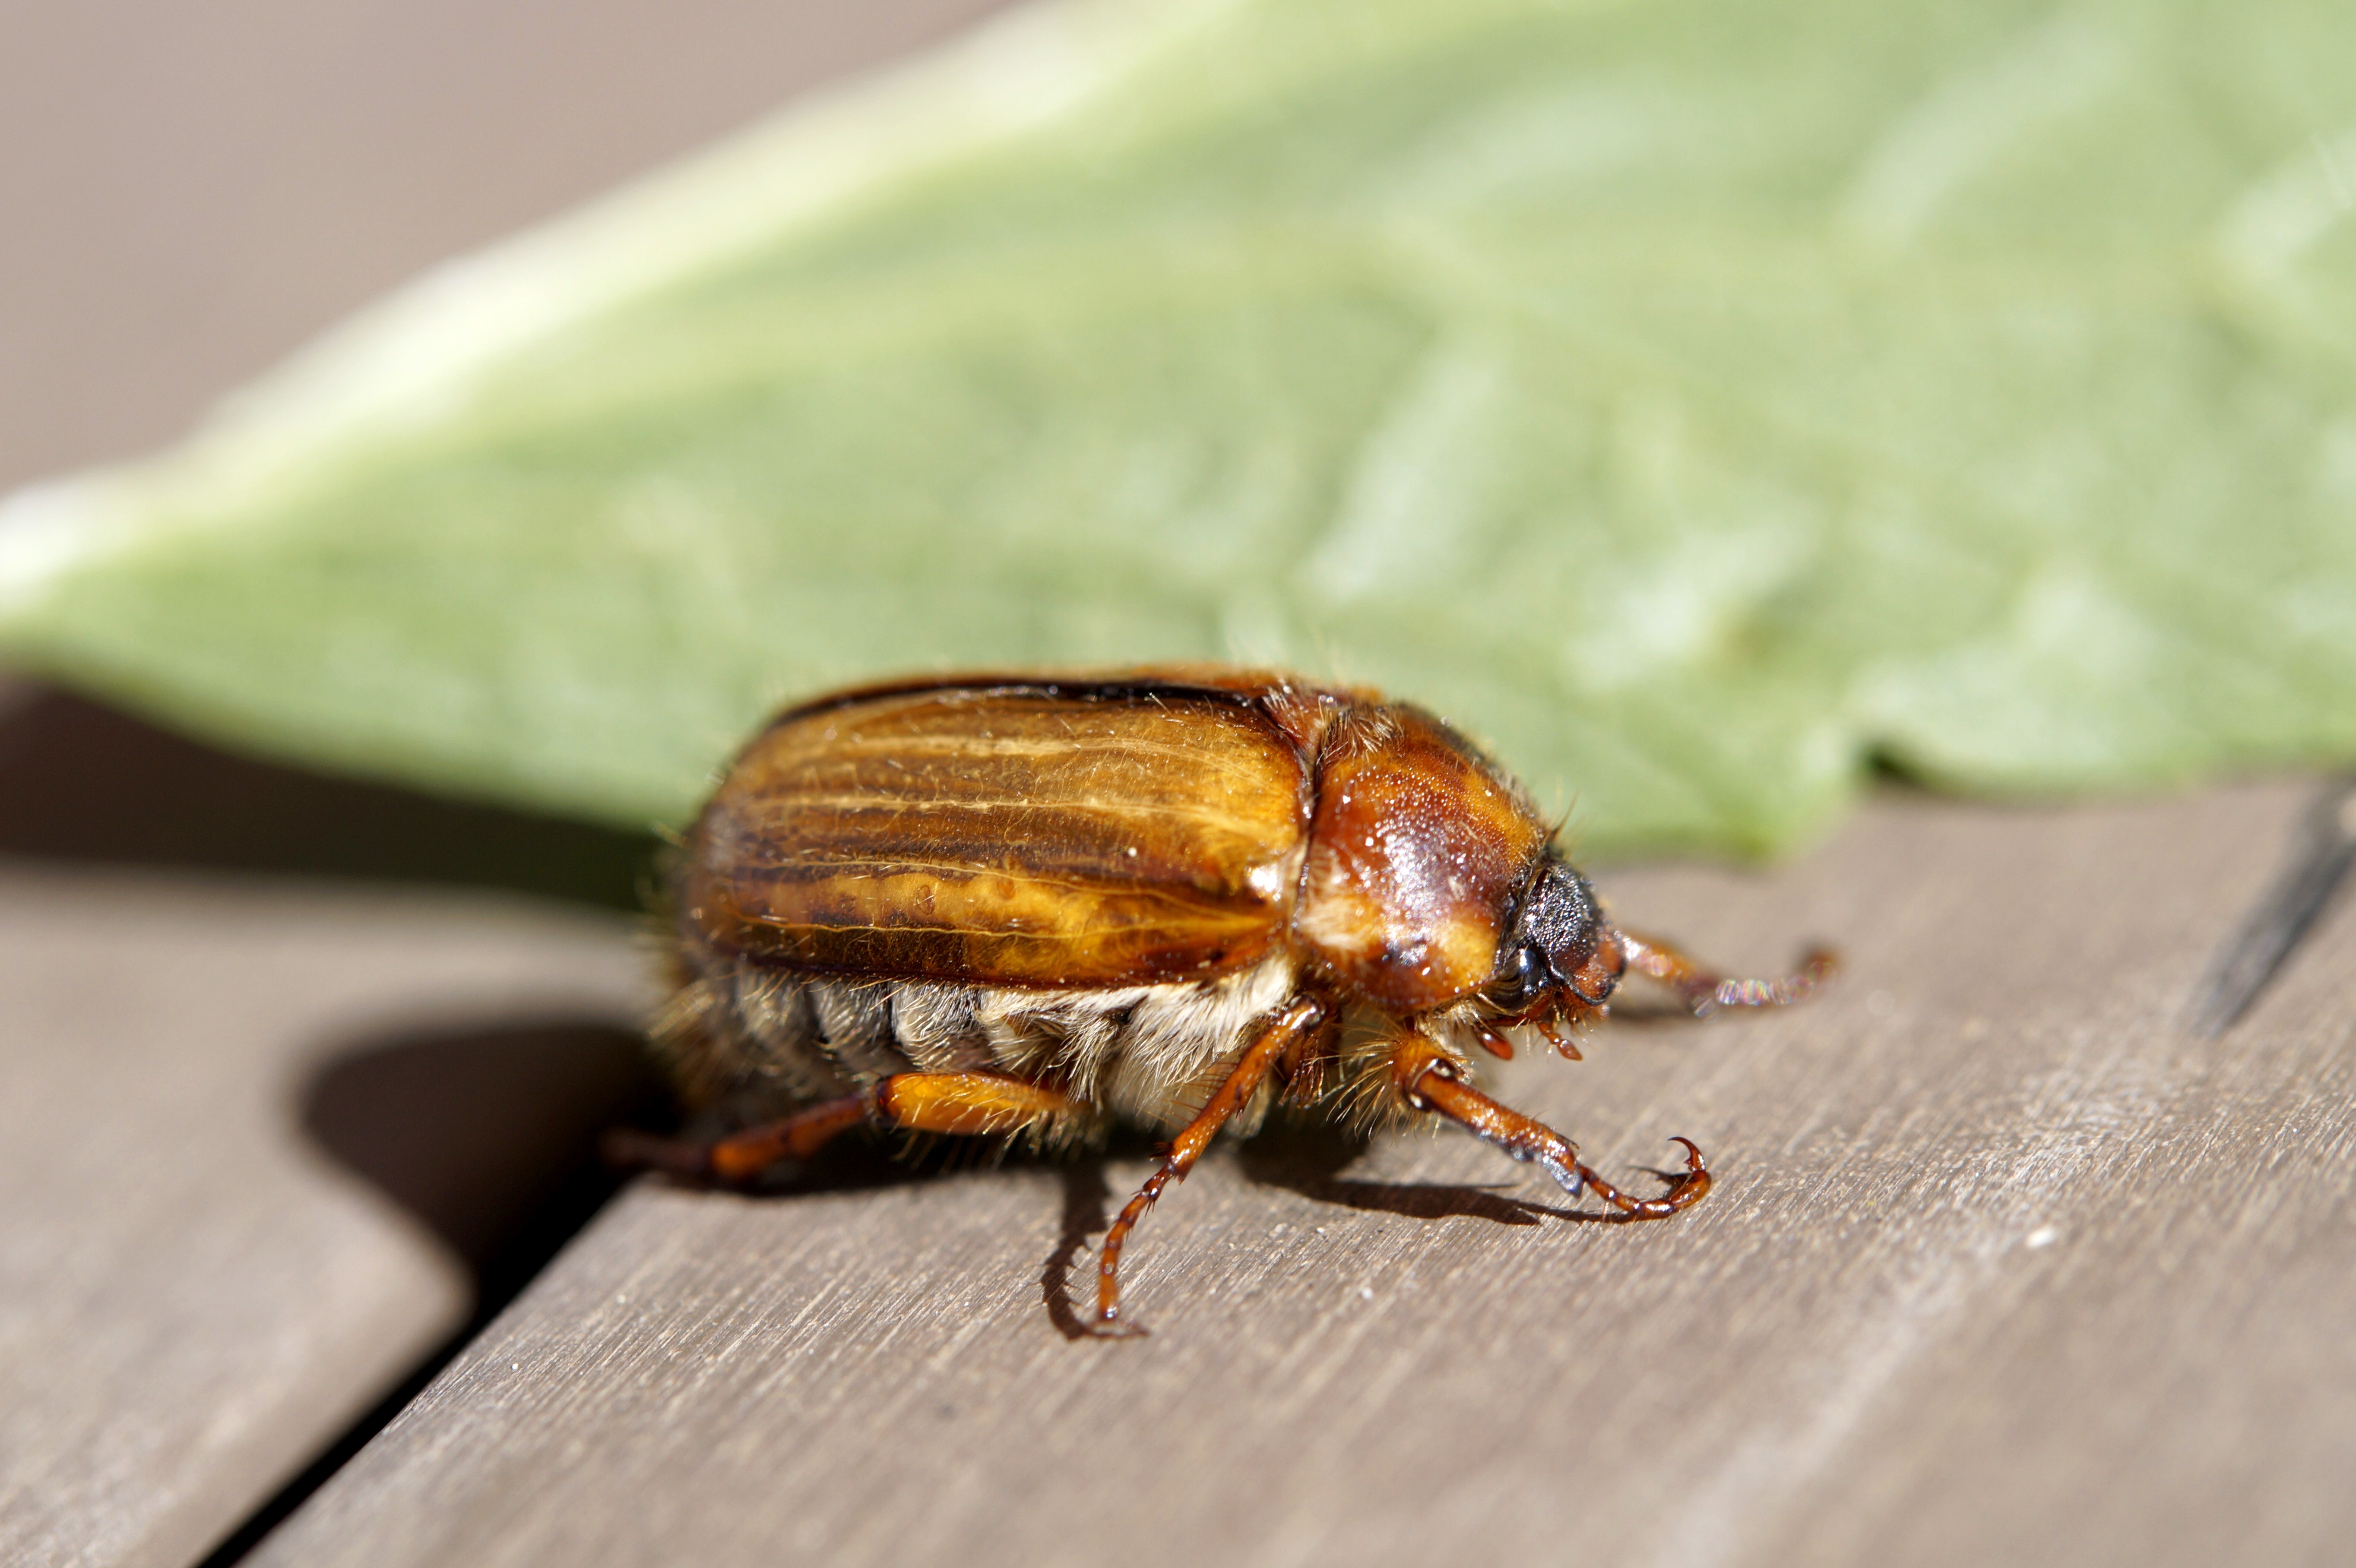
[620, 667, 1830, 1335]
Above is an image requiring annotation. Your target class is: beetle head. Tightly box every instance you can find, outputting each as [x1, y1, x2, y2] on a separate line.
[1485, 859, 1624, 1031]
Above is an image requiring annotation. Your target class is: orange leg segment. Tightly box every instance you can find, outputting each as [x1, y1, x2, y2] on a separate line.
[1391, 1037, 1711, 1219]
[1617, 931, 1837, 1018]
[605, 1071, 1078, 1184]
[1092, 993, 1331, 1338]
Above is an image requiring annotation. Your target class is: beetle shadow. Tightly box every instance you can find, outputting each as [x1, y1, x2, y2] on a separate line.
[298, 1007, 1650, 1348]
[1033, 1124, 1680, 1338]
[301, 1027, 1241, 1370]
[1041, 1157, 1113, 1340]
[1235, 1117, 1609, 1227]
[207, 1017, 684, 1568]
[298, 1016, 675, 1306]
[604, 1110, 1140, 1342]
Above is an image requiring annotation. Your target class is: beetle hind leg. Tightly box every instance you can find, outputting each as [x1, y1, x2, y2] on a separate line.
[605, 1071, 1080, 1184]
[1091, 994, 1332, 1338]
[1391, 1038, 1710, 1219]
[1616, 931, 1837, 1018]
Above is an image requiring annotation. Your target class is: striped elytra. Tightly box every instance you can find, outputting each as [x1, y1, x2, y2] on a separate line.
[678, 677, 1318, 988]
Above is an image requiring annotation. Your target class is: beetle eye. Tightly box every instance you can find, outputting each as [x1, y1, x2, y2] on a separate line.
[1492, 942, 1549, 1008]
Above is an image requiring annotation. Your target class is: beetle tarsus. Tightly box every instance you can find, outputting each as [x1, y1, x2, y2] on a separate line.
[1568, 1136, 1712, 1219]
[1398, 1046, 1711, 1222]
[1619, 932, 1838, 1017]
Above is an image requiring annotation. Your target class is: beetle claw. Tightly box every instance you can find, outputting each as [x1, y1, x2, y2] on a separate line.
[1571, 1137, 1713, 1219]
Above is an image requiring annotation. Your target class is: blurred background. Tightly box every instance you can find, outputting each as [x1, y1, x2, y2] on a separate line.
[0, 0, 1006, 487]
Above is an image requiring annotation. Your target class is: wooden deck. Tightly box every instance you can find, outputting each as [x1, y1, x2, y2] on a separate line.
[234, 778, 2356, 1568]
[5, 4, 2355, 1565]
[6, 732, 2352, 1565]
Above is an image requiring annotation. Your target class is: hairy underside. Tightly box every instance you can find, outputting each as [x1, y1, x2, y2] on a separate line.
[652, 939, 1529, 1144]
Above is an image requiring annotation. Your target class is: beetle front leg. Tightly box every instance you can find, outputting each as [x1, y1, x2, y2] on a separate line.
[1092, 993, 1331, 1338]
[1615, 931, 1836, 1017]
[607, 1071, 1080, 1183]
[1390, 1037, 1710, 1218]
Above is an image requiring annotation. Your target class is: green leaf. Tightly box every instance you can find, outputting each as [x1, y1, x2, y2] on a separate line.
[5, 0, 2356, 858]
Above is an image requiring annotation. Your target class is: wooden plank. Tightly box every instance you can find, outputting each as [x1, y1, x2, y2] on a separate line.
[247, 780, 2356, 1566]
[0, 869, 643, 1568]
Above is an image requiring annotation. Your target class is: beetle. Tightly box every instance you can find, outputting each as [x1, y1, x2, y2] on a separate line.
[617, 667, 1830, 1336]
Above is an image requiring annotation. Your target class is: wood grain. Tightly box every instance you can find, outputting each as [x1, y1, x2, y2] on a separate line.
[0, 869, 642, 1568]
[248, 781, 2356, 1567]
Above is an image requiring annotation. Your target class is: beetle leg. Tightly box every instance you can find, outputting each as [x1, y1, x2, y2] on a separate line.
[606, 1072, 1078, 1183]
[1390, 1037, 1710, 1219]
[1615, 931, 1837, 1017]
[1093, 993, 1330, 1338]
[1277, 1000, 1343, 1108]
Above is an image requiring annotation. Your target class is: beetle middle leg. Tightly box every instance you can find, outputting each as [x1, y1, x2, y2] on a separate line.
[1091, 992, 1332, 1337]
[1616, 931, 1837, 1017]
[1390, 1036, 1710, 1218]
[608, 1071, 1080, 1183]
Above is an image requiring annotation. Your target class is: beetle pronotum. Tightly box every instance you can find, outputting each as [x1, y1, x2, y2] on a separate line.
[616, 667, 1830, 1335]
